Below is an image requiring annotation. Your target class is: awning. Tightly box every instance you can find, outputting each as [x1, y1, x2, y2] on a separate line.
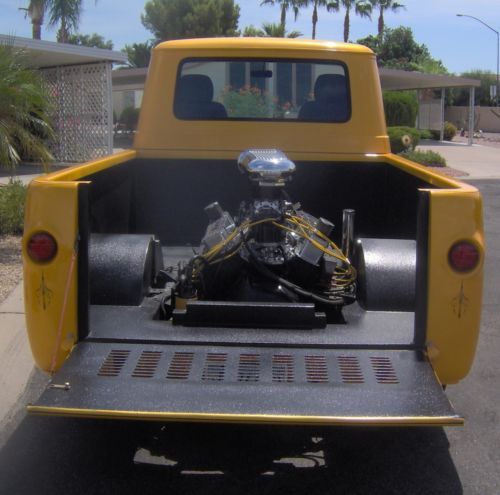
[379, 68, 481, 91]
[0, 33, 128, 68]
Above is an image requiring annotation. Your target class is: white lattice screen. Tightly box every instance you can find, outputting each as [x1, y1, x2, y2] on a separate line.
[42, 62, 113, 162]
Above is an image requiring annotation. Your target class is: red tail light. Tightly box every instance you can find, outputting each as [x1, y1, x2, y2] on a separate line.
[448, 241, 479, 272]
[27, 232, 58, 262]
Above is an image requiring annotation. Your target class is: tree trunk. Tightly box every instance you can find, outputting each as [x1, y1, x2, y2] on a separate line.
[28, 2, 44, 40]
[32, 21, 42, 40]
[378, 8, 384, 39]
[57, 23, 69, 43]
[280, 4, 286, 29]
[344, 9, 350, 42]
[312, 2, 318, 39]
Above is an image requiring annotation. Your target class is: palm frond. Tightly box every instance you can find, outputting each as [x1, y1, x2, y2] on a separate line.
[47, 0, 82, 31]
[0, 44, 54, 170]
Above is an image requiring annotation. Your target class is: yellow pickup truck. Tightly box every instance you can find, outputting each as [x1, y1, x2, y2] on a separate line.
[23, 38, 483, 427]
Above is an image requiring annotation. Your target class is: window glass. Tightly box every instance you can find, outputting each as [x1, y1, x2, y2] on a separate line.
[175, 59, 350, 122]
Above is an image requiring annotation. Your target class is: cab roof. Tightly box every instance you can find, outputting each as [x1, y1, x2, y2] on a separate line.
[155, 37, 374, 55]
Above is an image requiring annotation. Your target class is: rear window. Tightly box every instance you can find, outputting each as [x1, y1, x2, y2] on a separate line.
[174, 58, 351, 122]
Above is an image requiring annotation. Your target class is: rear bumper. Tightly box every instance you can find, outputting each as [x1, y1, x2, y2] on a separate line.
[29, 342, 462, 427]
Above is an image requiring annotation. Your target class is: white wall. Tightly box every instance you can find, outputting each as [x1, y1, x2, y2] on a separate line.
[446, 106, 500, 133]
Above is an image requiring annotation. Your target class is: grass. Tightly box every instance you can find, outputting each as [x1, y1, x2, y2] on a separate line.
[399, 150, 447, 168]
[0, 179, 27, 234]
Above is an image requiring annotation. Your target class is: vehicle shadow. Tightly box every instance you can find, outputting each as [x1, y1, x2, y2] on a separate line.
[0, 417, 462, 495]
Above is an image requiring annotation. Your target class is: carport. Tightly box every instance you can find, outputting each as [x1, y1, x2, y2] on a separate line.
[379, 68, 481, 145]
[111, 65, 481, 146]
[0, 34, 128, 162]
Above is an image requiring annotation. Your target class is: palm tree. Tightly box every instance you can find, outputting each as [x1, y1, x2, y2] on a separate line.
[243, 23, 302, 37]
[122, 41, 154, 68]
[24, 0, 93, 43]
[242, 25, 265, 37]
[260, 0, 301, 30]
[0, 45, 53, 170]
[20, 0, 47, 40]
[47, 0, 83, 43]
[340, 0, 372, 42]
[28, 0, 47, 40]
[370, 0, 405, 39]
[301, 0, 339, 40]
[262, 22, 302, 37]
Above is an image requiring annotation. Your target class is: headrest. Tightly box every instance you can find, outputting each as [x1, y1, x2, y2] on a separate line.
[314, 74, 347, 103]
[177, 74, 214, 103]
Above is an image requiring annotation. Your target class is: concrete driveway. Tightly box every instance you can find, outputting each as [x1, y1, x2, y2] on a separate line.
[418, 140, 500, 179]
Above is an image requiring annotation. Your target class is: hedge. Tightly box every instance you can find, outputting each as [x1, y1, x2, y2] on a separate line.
[383, 91, 418, 127]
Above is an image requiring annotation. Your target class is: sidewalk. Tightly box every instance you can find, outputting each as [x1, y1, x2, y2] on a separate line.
[0, 283, 36, 430]
[417, 140, 500, 180]
[0, 165, 43, 186]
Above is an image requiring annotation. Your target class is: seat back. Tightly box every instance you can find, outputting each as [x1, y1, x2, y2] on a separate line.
[175, 74, 227, 119]
[298, 73, 349, 121]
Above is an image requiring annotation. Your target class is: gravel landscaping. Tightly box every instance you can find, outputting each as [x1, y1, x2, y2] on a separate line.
[0, 235, 22, 305]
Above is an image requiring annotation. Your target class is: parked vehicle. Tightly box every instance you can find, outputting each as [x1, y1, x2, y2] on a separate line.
[23, 38, 484, 426]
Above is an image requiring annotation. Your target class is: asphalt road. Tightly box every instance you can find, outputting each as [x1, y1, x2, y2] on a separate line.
[0, 179, 498, 495]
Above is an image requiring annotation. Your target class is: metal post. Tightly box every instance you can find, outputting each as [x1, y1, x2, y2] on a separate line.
[106, 62, 113, 155]
[342, 209, 355, 259]
[416, 89, 420, 129]
[440, 88, 445, 142]
[468, 86, 475, 146]
[496, 30, 499, 106]
[457, 14, 499, 106]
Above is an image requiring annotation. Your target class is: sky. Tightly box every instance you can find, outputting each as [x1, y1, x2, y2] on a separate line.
[1, 0, 499, 75]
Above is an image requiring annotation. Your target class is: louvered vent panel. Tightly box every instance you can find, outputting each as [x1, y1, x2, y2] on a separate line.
[132, 351, 162, 378]
[238, 354, 260, 382]
[305, 355, 329, 383]
[338, 355, 364, 384]
[272, 355, 295, 383]
[202, 353, 227, 382]
[166, 352, 194, 380]
[370, 356, 399, 384]
[97, 350, 130, 377]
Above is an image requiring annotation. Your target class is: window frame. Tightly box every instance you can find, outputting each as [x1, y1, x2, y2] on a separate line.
[173, 57, 352, 123]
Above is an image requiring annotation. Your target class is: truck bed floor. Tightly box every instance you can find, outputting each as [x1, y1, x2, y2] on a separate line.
[87, 303, 415, 349]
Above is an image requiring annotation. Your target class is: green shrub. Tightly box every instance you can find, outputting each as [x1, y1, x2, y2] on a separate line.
[429, 122, 457, 141]
[383, 91, 418, 127]
[418, 129, 432, 140]
[119, 106, 140, 131]
[387, 126, 421, 153]
[399, 150, 447, 167]
[444, 121, 457, 141]
[0, 179, 27, 234]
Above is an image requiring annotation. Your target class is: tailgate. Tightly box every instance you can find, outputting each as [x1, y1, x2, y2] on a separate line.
[28, 343, 462, 426]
